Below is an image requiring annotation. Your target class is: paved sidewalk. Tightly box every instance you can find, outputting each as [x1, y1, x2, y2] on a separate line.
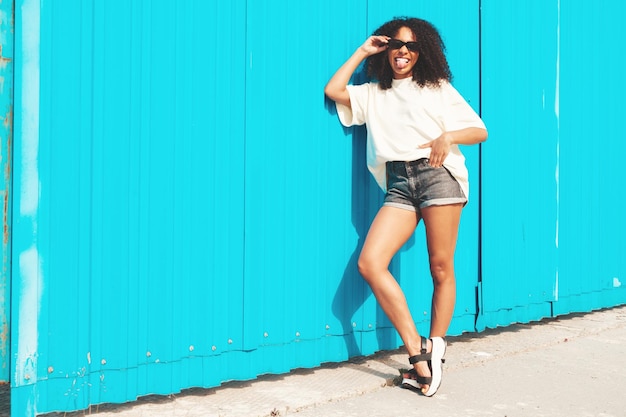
[48, 305, 626, 417]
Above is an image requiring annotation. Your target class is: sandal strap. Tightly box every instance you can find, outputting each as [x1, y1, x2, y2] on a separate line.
[408, 336, 431, 364]
[403, 368, 433, 385]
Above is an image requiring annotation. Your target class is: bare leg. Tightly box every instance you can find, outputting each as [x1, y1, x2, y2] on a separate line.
[421, 204, 463, 337]
[357, 206, 433, 387]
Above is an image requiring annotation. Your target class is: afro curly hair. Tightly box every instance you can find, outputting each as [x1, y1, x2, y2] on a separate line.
[366, 17, 452, 90]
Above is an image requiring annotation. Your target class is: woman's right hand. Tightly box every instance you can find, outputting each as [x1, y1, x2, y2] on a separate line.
[359, 36, 390, 56]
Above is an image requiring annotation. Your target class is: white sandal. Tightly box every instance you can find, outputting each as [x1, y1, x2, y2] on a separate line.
[422, 337, 446, 397]
[401, 336, 446, 397]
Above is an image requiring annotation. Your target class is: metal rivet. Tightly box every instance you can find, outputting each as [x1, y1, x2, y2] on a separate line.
[189, 345, 194, 352]
[325, 325, 330, 330]
[295, 332, 301, 337]
[48, 366, 54, 374]
[368, 323, 373, 328]
[424, 311, 428, 316]
[101, 359, 107, 365]
[211, 345, 217, 351]
[146, 351, 152, 357]
[352, 322, 357, 328]
[263, 332, 269, 338]
[228, 339, 233, 344]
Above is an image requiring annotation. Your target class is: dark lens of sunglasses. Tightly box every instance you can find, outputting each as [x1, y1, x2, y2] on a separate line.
[405, 43, 419, 52]
[387, 39, 403, 49]
[387, 39, 418, 52]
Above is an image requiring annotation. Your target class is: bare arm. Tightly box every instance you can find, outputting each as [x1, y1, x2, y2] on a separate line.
[324, 36, 389, 108]
[419, 127, 488, 167]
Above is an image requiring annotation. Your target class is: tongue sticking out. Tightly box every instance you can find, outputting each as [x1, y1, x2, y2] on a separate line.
[395, 58, 410, 69]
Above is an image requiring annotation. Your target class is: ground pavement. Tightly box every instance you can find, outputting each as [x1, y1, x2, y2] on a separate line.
[33, 305, 626, 417]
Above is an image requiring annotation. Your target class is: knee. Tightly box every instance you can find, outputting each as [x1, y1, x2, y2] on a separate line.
[357, 253, 382, 283]
[429, 256, 455, 286]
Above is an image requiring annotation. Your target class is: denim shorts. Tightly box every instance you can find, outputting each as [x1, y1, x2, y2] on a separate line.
[383, 159, 467, 212]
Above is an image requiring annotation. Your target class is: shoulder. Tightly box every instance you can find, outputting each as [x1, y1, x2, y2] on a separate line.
[428, 81, 467, 103]
[347, 81, 383, 98]
[424, 80, 455, 94]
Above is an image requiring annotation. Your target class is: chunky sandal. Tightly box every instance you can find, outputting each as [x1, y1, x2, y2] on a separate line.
[401, 336, 432, 391]
[401, 336, 447, 397]
[423, 337, 446, 397]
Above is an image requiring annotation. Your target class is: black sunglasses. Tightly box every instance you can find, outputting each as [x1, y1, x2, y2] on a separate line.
[387, 39, 419, 52]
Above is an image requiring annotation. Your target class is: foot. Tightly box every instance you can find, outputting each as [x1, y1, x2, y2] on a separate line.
[402, 338, 432, 393]
[401, 337, 446, 397]
[415, 360, 432, 393]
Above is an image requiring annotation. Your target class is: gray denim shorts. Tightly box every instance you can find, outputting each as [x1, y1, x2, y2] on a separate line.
[383, 159, 467, 212]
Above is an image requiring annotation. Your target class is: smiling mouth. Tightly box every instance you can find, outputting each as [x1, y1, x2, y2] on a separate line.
[395, 57, 410, 69]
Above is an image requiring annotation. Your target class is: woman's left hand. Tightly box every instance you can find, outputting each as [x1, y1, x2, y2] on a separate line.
[419, 133, 453, 168]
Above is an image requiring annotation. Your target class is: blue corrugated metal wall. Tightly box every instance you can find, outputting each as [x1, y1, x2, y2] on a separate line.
[4, 0, 626, 415]
[553, 0, 626, 314]
[479, 0, 626, 328]
[480, 0, 561, 327]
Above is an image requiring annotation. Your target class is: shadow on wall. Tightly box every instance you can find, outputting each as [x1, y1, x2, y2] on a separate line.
[325, 68, 407, 357]
[330, 114, 371, 357]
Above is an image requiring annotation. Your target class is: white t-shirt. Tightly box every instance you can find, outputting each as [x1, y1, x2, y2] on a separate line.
[336, 78, 486, 199]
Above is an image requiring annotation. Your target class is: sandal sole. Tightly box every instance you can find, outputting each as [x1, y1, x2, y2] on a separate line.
[422, 337, 446, 397]
[401, 379, 422, 392]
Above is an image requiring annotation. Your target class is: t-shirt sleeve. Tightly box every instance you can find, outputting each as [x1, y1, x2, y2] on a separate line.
[336, 84, 369, 127]
[440, 82, 486, 131]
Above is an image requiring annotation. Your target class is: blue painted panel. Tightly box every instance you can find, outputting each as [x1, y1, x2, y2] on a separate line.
[12, 0, 44, 413]
[34, 1, 94, 410]
[480, 0, 559, 328]
[86, 0, 246, 403]
[0, 0, 13, 382]
[243, 0, 372, 367]
[554, 1, 626, 313]
[12, 0, 247, 414]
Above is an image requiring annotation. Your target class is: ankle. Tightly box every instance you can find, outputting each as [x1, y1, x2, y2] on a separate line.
[406, 336, 432, 358]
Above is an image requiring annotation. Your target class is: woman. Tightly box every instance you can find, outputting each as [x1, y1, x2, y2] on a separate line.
[324, 17, 487, 397]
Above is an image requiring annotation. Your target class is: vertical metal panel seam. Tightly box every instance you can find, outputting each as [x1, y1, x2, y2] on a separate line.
[553, 0, 561, 305]
[86, 0, 95, 393]
[476, 0, 483, 329]
[0, 0, 15, 383]
[0, 0, 14, 381]
[172, 0, 179, 368]
[241, 0, 248, 350]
